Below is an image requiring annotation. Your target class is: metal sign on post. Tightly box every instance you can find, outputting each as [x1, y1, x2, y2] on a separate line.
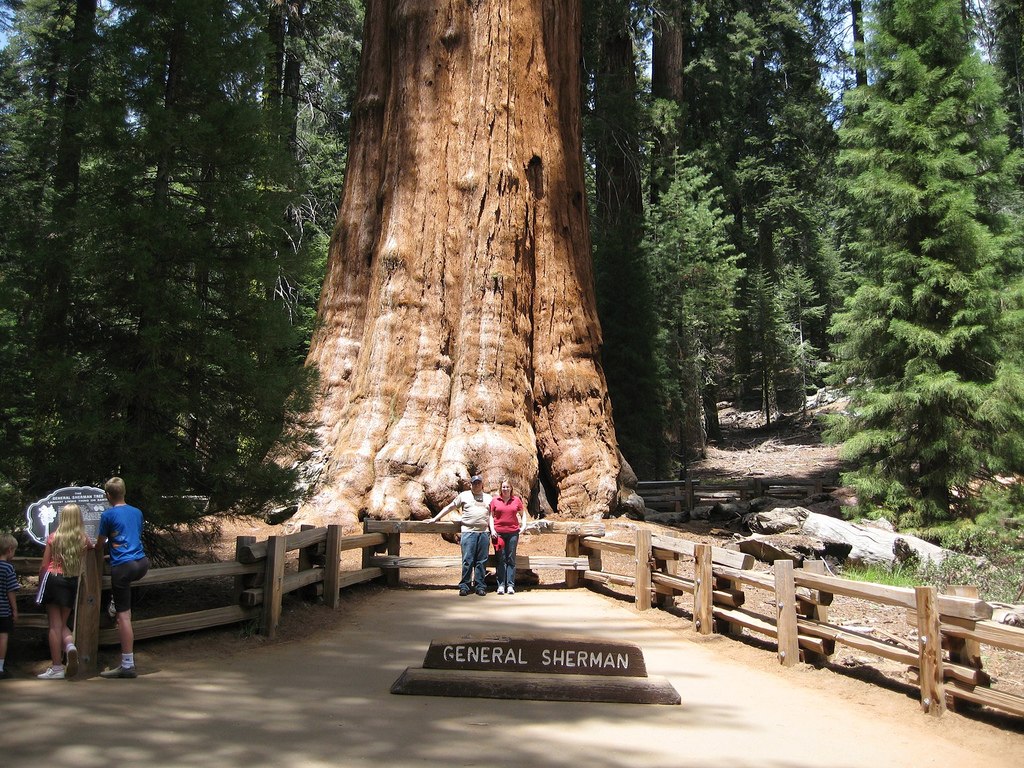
[24, 486, 109, 546]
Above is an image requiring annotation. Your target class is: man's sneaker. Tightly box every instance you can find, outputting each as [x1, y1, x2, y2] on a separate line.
[64, 644, 79, 678]
[507, 586, 515, 594]
[37, 666, 65, 680]
[99, 665, 137, 679]
[475, 588, 486, 596]
[107, 598, 117, 619]
[459, 587, 471, 596]
[496, 585, 505, 594]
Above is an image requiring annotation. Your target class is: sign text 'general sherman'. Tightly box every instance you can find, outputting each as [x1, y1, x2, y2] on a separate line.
[423, 635, 647, 677]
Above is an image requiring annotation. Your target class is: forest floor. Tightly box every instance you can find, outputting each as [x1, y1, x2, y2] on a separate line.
[8, 402, 1024, 749]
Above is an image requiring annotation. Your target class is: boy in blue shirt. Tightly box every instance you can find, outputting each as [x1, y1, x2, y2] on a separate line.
[97, 477, 149, 678]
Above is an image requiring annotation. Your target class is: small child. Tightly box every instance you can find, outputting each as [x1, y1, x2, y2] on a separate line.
[0, 533, 20, 680]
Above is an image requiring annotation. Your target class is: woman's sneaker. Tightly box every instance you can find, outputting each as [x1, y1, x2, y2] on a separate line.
[37, 666, 65, 679]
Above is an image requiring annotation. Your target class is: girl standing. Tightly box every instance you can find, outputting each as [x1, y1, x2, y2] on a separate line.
[37, 504, 92, 679]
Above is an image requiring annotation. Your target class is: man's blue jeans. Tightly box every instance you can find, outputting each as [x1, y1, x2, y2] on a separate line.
[460, 531, 489, 592]
[496, 532, 519, 589]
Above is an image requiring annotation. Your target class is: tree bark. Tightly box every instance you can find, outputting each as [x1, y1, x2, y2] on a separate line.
[293, 0, 633, 531]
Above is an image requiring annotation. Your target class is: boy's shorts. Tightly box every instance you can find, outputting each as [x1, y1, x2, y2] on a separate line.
[110, 556, 150, 613]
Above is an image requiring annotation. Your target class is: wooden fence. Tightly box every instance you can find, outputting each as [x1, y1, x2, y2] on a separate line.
[12, 517, 1023, 721]
[13, 524, 387, 673]
[578, 527, 1024, 719]
[637, 477, 839, 513]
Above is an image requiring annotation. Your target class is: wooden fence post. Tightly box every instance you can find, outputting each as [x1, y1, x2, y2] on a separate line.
[385, 529, 401, 587]
[655, 555, 675, 609]
[915, 585, 946, 716]
[684, 479, 694, 511]
[297, 524, 320, 601]
[74, 546, 103, 673]
[798, 560, 834, 663]
[260, 536, 286, 640]
[584, 538, 602, 585]
[635, 528, 652, 611]
[325, 525, 342, 609]
[565, 534, 581, 588]
[234, 535, 257, 604]
[774, 559, 799, 667]
[693, 543, 712, 635]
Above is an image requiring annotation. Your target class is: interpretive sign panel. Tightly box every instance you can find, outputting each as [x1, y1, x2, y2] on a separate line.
[25, 486, 108, 546]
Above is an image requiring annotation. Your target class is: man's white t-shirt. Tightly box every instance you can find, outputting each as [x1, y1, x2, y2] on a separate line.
[447, 490, 492, 532]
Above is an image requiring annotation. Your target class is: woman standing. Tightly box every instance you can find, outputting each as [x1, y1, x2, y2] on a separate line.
[37, 504, 92, 679]
[489, 479, 528, 594]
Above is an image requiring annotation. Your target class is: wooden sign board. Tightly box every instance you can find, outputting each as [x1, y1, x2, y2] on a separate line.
[423, 634, 647, 677]
[24, 486, 108, 546]
[392, 634, 680, 705]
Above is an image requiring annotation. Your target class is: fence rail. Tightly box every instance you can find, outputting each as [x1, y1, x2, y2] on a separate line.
[637, 476, 839, 513]
[578, 528, 1023, 719]
[13, 523, 386, 673]
[12, 514, 1022, 721]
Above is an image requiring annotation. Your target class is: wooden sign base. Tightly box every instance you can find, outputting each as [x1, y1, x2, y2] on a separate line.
[391, 634, 680, 705]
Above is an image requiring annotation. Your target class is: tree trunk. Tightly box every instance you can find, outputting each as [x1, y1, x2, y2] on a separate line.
[293, 0, 633, 531]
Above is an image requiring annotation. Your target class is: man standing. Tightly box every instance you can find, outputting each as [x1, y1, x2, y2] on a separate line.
[97, 477, 150, 678]
[430, 476, 493, 596]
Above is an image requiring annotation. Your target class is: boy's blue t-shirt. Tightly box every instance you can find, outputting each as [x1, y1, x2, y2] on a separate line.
[98, 504, 146, 566]
[0, 559, 19, 618]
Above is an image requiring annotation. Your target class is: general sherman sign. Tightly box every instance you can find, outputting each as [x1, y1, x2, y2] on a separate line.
[24, 486, 109, 547]
[422, 635, 648, 677]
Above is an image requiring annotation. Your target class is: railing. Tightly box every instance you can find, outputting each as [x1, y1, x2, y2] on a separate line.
[637, 476, 840, 513]
[13, 517, 1021, 720]
[579, 528, 1024, 719]
[13, 524, 386, 672]
[361, 518, 605, 587]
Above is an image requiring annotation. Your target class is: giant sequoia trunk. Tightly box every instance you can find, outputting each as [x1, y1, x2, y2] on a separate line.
[292, 0, 636, 531]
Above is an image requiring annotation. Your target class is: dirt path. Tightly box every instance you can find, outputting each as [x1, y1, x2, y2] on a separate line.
[5, 586, 1022, 768]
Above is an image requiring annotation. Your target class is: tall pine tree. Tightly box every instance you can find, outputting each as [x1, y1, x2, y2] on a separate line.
[831, 0, 1024, 526]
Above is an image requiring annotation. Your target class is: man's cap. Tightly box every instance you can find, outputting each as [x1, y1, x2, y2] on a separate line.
[470, 475, 483, 484]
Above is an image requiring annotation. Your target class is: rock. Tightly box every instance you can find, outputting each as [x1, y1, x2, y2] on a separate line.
[617, 492, 647, 520]
[644, 511, 689, 526]
[690, 505, 714, 521]
[800, 512, 951, 566]
[858, 517, 895, 533]
[732, 533, 831, 565]
[746, 506, 810, 535]
[709, 502, 746, 522]
[265, 504, 298, 525]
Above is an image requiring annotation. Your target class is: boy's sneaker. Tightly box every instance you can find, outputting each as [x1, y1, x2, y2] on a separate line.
[475, 588, 486, 596]
[458, 587, 471, 596]
[38, 666, 65, 680]
[507, 586, 515, 594]
[496, 585, 505, 594]
[99, 665, 137, 679]
[64, 644, 79, 678]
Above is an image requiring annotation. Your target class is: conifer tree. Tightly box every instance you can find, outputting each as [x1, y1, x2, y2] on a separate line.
[0, 0, 315, 521]
[831, 0, 1024, 525]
